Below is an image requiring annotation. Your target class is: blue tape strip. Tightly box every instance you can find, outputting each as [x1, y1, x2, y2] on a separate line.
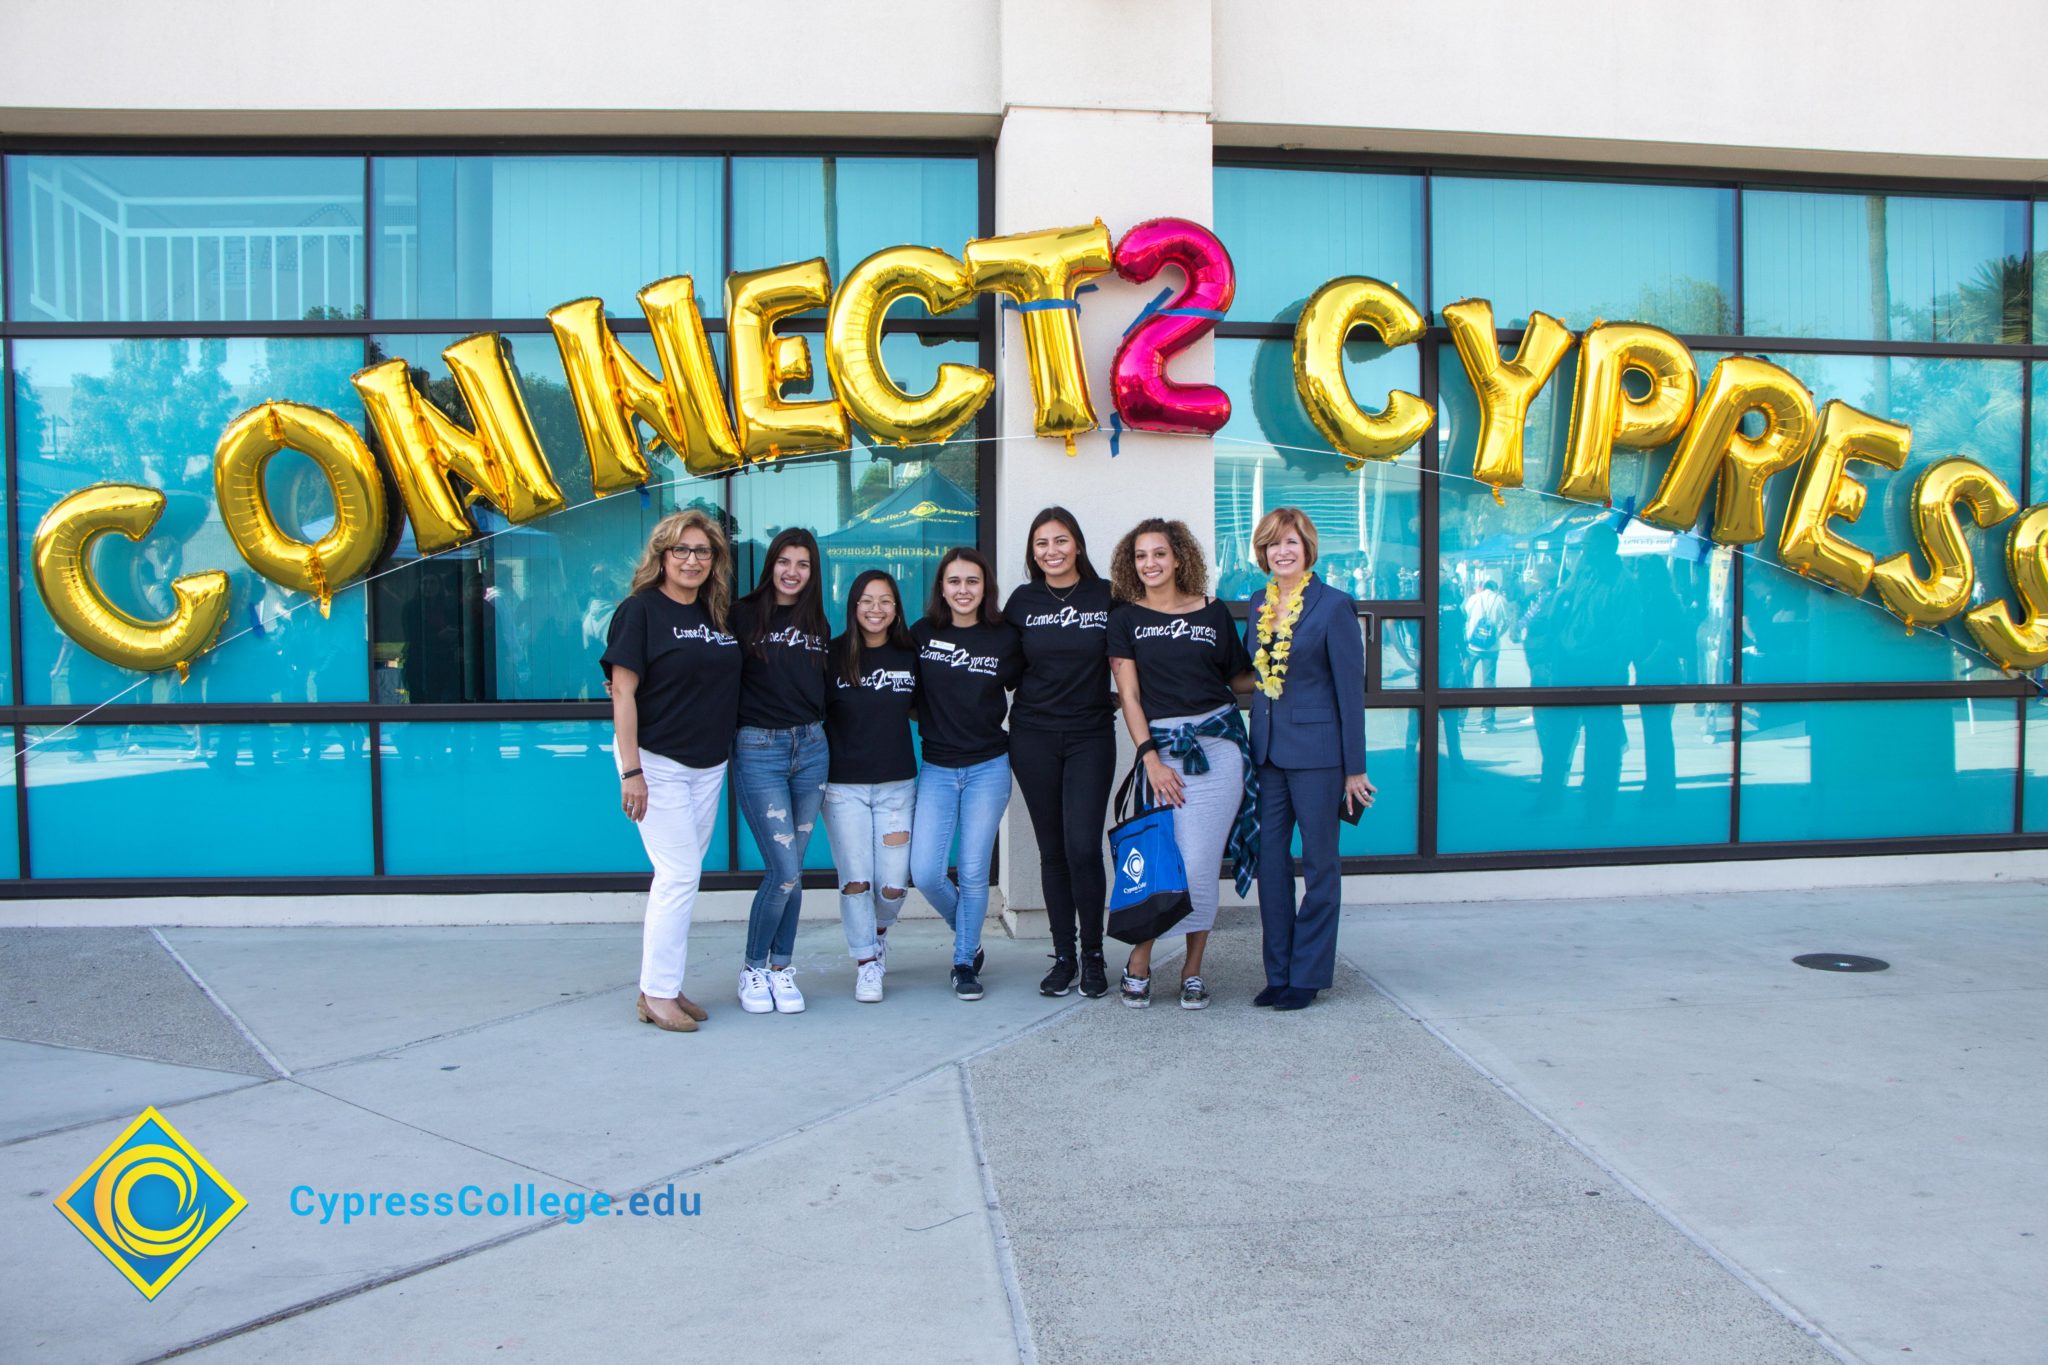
[1109, 411, 1125, 459]
[1002, 298, 1082, 314]
[1124, 287, 1174, 337]
[1158, 306, 1228, 321]
[638, 486, 651, 507]
[247, 603, 266, 639]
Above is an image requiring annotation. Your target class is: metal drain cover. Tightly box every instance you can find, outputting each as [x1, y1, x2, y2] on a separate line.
[1793, 953, 1890, 973]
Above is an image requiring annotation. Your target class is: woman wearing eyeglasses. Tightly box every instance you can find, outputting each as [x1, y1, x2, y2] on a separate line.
[605, 509, 742, 1034]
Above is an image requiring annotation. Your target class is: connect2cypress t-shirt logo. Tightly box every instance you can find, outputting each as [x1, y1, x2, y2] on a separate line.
[54, 1107, 246, 1299]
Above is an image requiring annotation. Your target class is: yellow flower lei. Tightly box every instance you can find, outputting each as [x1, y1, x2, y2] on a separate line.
[1253, 575, 1309, 700]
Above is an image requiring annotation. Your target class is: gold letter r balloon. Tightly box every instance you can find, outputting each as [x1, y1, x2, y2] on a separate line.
[32, 484, 230, 677]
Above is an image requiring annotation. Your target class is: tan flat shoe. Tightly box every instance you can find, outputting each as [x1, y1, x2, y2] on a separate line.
[637, 992, 698, 1033]
[673, 994, 709, 1022]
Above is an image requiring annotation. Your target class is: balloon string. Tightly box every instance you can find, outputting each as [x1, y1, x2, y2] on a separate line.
[17, 424, 2043, 762]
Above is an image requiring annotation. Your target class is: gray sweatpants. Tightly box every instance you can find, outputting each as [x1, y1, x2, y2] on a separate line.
[1153, 708, 1245, 937]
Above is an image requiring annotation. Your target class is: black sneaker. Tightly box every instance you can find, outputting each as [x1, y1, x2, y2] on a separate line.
[952, 964, 985, 1001]
[973, 946, 985, 975]
[1039, 953, 1078, 997]
[1078, 951, 1110, 999]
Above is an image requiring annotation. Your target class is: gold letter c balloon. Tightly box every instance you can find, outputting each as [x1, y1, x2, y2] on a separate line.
[1292, 276, 1434, 469]
[827, 245, 994, 448]
[32, 484, 230, 677]
[214, 401, 389, 614]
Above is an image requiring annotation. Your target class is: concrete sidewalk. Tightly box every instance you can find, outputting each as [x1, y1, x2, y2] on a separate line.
[0, 882, 2040, 1363]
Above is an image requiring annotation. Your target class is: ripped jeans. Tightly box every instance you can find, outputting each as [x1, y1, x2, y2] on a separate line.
[821, 779, 916, 960]
[733, 722, 830, 970]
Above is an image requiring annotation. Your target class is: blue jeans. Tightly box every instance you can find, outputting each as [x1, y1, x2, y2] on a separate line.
[733, 722, 830, 969]
[821, 780, 917, 960]
[910, 755, 1011, 967]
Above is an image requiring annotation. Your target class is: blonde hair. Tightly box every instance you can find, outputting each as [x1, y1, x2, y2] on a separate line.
[1109, 518, 1208, 603]
[627, 508, 732, 630]
[1252, 506, 1319, 573]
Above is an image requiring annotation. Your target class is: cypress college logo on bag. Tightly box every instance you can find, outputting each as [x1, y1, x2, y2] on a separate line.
[55, 1107, 246, 1299]
[1121, 845, 1147, 892]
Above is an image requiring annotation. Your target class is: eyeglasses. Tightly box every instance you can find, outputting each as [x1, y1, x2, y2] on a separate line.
[665, 546, 715, 562]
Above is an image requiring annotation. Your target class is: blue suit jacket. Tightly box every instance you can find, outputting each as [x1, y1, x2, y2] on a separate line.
[1244, 575, 1367, 774]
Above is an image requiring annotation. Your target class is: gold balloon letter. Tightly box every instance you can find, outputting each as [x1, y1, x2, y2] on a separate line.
[1642, 356, 1817, 544]
[1870, 459, 2018, 629]
[726, 258, 851, 464]
[965, 222, 1114, 453]
[1291, 276, 1433, 468]
[1778, 401, 1909, 596]
[1442, 300, 1572, 493]
[1964, 505, 2048, 670]
[549, 276, 744, 487]
[826, 246, 994, 448]
[1558, 324, 1698, 505]
[213, 401, 389, 614]
[32, 484, 229, 676]
[354, 334, 566, 555]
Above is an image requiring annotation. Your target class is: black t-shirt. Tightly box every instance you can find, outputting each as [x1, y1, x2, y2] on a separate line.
[601, 590, 743, 769]
[731, 599, 827, 730]
[1106, 599, 1252, 723]
[823, 638, 920, 785]
[1004, 577, 1114, 733]
[912, 616, 1023, 768]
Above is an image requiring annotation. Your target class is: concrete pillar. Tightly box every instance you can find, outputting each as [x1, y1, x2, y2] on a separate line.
[989, 1, 1218, 936]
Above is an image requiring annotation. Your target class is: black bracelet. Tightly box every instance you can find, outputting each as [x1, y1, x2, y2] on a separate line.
[620, 768, 643, 780]
[1135, 740, 1159, 760]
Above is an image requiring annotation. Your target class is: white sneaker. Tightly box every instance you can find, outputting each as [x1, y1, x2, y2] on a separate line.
[737, 966, 774, 1014]
[854, 959, 885, 1003]
[767, 966, 806, 1014]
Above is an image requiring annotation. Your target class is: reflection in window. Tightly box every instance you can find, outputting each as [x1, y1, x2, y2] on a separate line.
[7, 156, 364, 324]
[1740, 699, 2017, 841]
[1744, 190, 2029, 344]
[12, 337, 369, 706]
[1214, 166, 1424, 326]
[374, 157, 723, 319]
[1431, 176, 1735, 333]
[1380, 619, 1419, 690]
[1214, 337, 1422, 603]
[730, 156, 980, 288]
[2026, 699, 2048, 833]
[1741, 355, 2023, 684]
[1350, 710, 1420, 856]
[1437, 704, 1734, 852]
[23, 723, 372, 877]
[1436, 345, 1733, 688]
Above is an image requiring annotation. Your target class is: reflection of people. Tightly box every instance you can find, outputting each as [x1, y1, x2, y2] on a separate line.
[1463, 578, 1511, 729]
[1107, 519, 1257, 1011]
[1005, 507, 1116, 1001]
[730, 528, 832, 1017]
[604, 510, 741, 1034]
[1244, 509, 1370, 1013]
[911, 548, 1023, 1002]
[1632, 556, 1684, 801]
[1538, 525, 1631, 812]
[822, 570, 920, 1005]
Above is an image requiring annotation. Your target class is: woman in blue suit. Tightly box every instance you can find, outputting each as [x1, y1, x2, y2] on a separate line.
[1243, 508, 1373, 1010]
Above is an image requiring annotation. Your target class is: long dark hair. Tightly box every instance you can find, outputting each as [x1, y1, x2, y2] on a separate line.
[925, 546, 1002, 627]
[834, 569, 915, 686]
[738, 527, 828, 661]
[1023, 505, 1099, 583]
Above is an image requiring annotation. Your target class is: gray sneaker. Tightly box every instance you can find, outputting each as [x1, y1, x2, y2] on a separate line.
[1120, 971, 1152, 1009]
[1179, 976, 1210, 1010]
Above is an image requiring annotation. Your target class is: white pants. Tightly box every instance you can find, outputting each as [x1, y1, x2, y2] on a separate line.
[635, 751, 727, 998]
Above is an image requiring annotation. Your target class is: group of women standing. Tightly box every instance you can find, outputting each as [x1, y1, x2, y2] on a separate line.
[603, 503, 1372, 1034]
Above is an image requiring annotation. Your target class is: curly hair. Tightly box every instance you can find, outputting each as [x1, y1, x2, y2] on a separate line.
[626, 508, 732, 630]
[1109, 518, 1208, 603]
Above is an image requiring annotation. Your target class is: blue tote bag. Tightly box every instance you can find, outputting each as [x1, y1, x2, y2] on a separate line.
[1106, 758, 1193, 945]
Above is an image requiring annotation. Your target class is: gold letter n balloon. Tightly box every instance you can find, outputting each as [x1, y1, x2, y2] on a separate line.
[214, 401, 389, 615]
[32, 485, 230, 678]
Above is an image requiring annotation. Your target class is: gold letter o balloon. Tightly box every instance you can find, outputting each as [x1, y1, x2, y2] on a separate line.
[213, 401, 388, 613]
[32, 484, 230, 676]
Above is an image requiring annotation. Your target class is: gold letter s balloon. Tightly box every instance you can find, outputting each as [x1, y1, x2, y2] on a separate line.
[1965, 504, 2048, 670]
[1871, 458, 2017, 630]
[32, 484, 229, 677]
[1442, 299, 1573, 496]
[965, 222, 1114, 454]
[1292, 277, 1433, 468]
[826, 246, 993, 448]
[214, 401, 389, 614]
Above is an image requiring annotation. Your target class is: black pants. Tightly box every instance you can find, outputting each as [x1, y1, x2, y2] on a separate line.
[1009, 724, 1115, 956]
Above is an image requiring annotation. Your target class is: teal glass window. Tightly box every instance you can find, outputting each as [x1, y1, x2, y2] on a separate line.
[24, 724, 372, 877]
[1437, 704, 1734, 853]
[1348, 710, 1420, 856]
[12, 337, 370, 706]
[0, 741, 16, 877]
[1214, 166, 1423, 326]
[2026, 698, 2048, 833]
[2032, 362, 2047, 506]
[2036, 206, 2048, 344]
[1741, 355, 2024, 684]
[1431, 177, 1735, 333]
[1740, 699, 2017, 841]
[1744, 190, 2029, 344]
[7, 156, 364, 324]
[730, 156, 979, 294]
[379, 720, 709, 874]
[373, 157, 723, 319]
[0, 375, 11, 706]
[1437, 345, 1734, 688]
[1380, 619, 1419, 690]
[1214, 337, 1422, 603]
